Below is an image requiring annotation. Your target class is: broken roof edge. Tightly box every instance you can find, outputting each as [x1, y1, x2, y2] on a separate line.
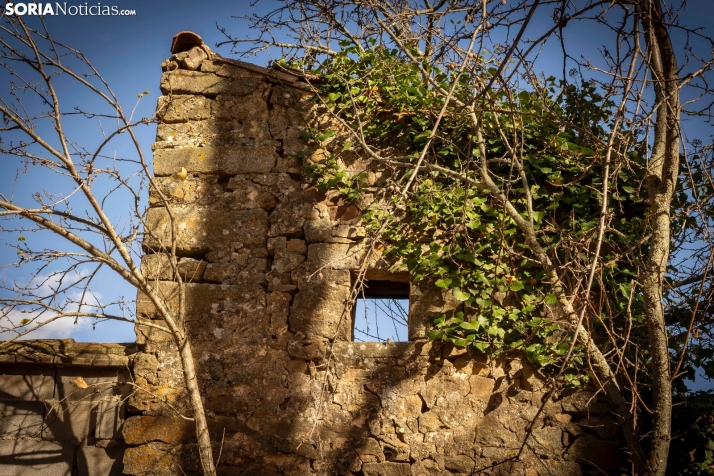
[171, 30, 319, 91]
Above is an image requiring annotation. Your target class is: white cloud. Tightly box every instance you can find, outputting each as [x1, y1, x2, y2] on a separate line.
[1, 271, 107, 340]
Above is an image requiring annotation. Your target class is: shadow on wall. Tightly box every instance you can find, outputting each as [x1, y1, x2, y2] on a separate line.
[0, 340, 132, 475]
[132, 35, 627, 476]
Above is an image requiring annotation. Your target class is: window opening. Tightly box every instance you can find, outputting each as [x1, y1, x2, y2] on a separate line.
[353, 279, 409, 342]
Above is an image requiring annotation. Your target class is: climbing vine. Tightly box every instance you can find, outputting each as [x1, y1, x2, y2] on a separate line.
[295, 43, 672, 388]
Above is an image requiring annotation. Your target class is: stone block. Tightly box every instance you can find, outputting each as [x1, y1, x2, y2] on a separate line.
[55, 367, 131, 402]
[144, 206, 268, 254]
[289, 283, 352, 339]
[0, 365, 55, 400]
[267, 292, 291, 330]
[122, 415, 194, 445]
[419, 411, 447, 432]
[123, 443, 179, 476]
[272, 251, 305, 274]
[409, 281, 461, 340]
[141, 253, 173, 280]
[530, 426, 563, 457]
[155, 118, 271, 150]
[267, 236, 287, 256]
[160, 70, 264, 97]
[0, 400, 45, 437]
[0, 439, 74, 475]
[214, 94, 269, 122]
[43, 401, 96, 444]
[361, 462, 410, 476]
[76, 444, 125, 476]
[333, 341, 432, 360]
[304, 216, 332, 243]
[95, 399, 126, 440]
[156, 95, 212, 123]
[444, 455, 475, 473]
[175, 46, 208, 71]
[126, 377, 188, 416]
[225, 176, 277, 210]
[153, 144, 277, 177]
[179, 257, 207, 282]
[560, 390, 609, 417]
[137, 282, 266, 322]
[133, 353, 159, 385]
[204, 260, 268, 285]
[307, 242, 370, 269]
[286, 239, 307, 254]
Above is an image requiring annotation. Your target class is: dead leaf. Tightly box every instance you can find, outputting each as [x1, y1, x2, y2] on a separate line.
[73, 376, 88, 389]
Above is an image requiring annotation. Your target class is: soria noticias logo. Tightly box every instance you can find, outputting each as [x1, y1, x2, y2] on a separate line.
[4, 2, 137, 16]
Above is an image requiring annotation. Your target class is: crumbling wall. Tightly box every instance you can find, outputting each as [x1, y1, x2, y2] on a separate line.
[0, 339, 134, 475]
[126, 39, 628, 476]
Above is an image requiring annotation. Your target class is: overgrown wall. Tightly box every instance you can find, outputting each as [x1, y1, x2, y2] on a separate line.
[126, 40, 627, 476]
[0, 38, 627, 476]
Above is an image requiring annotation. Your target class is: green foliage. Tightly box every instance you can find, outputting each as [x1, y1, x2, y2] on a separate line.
[303, 43, 650, 381]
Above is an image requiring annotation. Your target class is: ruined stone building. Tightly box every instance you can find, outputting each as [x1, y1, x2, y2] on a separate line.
[0, 33, 624, 475]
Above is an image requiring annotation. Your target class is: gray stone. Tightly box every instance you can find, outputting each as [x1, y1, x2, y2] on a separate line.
[55, 367, 131, 402]
[0, 400, 45, 437]
[531, 426, 563, 457]
[43, 401, 96, 443]
[76, 444, 125, 476]
[0, 366, 55, 400]
[95, 399, 126, 440]
[0, 439, 74, 475]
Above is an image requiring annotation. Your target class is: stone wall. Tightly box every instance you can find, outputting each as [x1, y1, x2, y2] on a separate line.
[0, 36, 627, 476]
[125, 37, 627, 476]
[0, 339, 134, 475]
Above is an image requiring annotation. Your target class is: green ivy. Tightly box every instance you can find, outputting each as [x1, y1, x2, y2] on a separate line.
[301, 43, 650, 385]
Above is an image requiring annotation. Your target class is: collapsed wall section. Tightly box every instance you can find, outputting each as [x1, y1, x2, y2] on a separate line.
[128, 42, 627, 476]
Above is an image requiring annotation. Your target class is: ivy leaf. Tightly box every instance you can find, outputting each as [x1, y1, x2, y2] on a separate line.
[452, 288, 471, 301]
[435, 278, 452, 288]
[459, 321, 481, 331]
[544, 293, 558, 305]
[622, 185, 635, 194]
[473, 342, 488, 352]
[509, 281, 524, 291]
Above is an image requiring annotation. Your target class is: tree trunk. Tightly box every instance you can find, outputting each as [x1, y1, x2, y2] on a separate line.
[639, 0, 679, 474]
[178, 338, 217, 476]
